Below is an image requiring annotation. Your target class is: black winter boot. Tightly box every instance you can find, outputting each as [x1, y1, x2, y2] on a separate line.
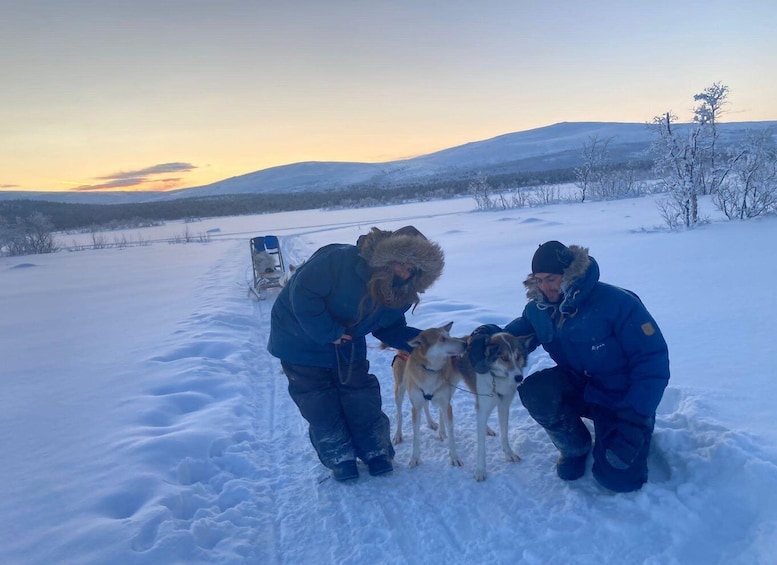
[543, 416, 591, 481]
[556, 453, 588, 481]
[332, 460, 359, 482]
[367, 456, 393, 476]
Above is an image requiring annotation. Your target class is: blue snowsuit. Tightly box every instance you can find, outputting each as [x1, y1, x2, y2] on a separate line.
[504, 246, 670, 491]
[268, 231, 444, 470]
[268, 244, 420, 368]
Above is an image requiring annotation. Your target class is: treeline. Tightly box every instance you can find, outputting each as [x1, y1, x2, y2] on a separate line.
[0, 167, 579, 232]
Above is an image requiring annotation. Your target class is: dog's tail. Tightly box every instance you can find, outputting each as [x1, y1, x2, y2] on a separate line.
[379, 342, 410, 364]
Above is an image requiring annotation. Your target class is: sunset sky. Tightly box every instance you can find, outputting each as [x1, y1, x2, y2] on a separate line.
[2, 0, 776, 193]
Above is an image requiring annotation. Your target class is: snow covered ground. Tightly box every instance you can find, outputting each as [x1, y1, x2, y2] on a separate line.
[2, 192, 776, 564]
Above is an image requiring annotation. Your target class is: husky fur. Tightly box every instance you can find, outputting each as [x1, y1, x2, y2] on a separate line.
[392, 322, 466, 467]
[392, 354, 440, 445]
[458, 332, 529, 481]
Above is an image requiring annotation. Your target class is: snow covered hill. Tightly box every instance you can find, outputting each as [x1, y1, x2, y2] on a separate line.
[4, 120, 775, 205]
[151, 120, 777, 200]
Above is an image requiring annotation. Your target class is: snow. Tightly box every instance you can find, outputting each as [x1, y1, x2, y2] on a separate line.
[2, 192, 776, 564]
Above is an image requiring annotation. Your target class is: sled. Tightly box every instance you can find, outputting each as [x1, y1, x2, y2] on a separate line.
[250, 235, 286, 299]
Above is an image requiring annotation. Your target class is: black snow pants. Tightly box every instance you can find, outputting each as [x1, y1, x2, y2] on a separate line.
[518, 366, 653, 492]
[281, 357, 395, 469]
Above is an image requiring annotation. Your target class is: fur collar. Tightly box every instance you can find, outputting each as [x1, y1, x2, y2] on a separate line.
[357, 227, 444, 293]
[523, 245, 592, 305]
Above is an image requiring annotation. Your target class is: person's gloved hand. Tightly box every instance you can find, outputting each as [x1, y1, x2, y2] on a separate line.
[604, 409, 652, 470]
[466, 324, 501, 374]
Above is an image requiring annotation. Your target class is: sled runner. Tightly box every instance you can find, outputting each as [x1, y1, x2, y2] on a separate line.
[250, 235, 286, 299]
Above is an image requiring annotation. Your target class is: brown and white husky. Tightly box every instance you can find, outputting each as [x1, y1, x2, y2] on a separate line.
[458, 332, 530, 481]
[391, 322, 466, 467]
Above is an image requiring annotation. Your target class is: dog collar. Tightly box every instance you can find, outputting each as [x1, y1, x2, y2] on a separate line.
[422, 364, 443, 373]
[488, 370, 522, 383]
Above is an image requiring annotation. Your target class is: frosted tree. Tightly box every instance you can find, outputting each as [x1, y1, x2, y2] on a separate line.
[714, 129, 777, 219]
[0, 213, 59, 256]
[469, 174, 496, 210]
[651, 82, 731, 228]
[651, 112, 705, 227]
[575, 135, 611, 202]
[693, 82, 729, 194]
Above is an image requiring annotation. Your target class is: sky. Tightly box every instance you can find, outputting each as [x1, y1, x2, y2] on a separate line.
[2, 0, 777, 193]
[1, 188, 776, 563]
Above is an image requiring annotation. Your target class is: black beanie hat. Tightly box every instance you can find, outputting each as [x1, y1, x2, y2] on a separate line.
[531, 241, 573, 275]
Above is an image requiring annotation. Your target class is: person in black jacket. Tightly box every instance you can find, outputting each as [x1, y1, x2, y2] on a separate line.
[268, 226, 445, 482]
[468, 241, 670, 492]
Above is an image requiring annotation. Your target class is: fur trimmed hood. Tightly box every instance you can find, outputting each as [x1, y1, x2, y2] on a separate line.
[357, 226, 445, 294]
[523, 244, 593, 306]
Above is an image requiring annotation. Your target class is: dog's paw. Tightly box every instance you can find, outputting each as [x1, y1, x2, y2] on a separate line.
[474, 469, 487, 481]
[408, 457, 421, 468]
[505, 453, 521, 463]
[427, 420, 439, 431]
[486, 426, 497, 437]
[450, 456, 463, 467]
[392, 432, 403, 445]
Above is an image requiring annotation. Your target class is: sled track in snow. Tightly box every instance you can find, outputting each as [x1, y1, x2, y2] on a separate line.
[115, 241, 306, 562]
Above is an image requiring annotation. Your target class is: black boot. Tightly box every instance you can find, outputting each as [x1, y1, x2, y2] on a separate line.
[332, 460, 359, 482]
[544, 416, 591, 481]
[367, 456, 393, 477]
[518, 368, 591, 481]
[556, 453, 588, 481]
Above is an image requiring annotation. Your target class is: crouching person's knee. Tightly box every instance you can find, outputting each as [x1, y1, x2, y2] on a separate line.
[518, 367, 572, 423]
[591, 407, 653, 493]
[592, 437, 650, 493]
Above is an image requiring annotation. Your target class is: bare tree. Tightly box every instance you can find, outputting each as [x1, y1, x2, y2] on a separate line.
[575, 135, 611, 202]
[714, 129, 777, 219]
[469, 174, 496, 210]
[26, 213, 59, 254]
[0, 213, 59, 256]
[693, 82, 729, 194]
[651, 112, 706, 227]
[91, 230, 108, 249]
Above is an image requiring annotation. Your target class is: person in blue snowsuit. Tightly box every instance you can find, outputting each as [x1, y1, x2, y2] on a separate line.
[268, 226, 445, 482]
[468, 241, 670, 492]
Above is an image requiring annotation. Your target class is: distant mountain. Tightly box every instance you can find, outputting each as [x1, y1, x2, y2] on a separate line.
[4, 121, 775, 205]
[155, 121, 662, 201]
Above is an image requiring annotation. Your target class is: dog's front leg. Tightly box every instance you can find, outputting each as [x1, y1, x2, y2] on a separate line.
[423, 403, 439, 432]
[393, 380, 405, 445]
[436, 406, 447, 441]
[444, 402, 463, 467]
[498, 394, 520, 462]
[474, 400, 491, 481]
[408, 400, 423, 467]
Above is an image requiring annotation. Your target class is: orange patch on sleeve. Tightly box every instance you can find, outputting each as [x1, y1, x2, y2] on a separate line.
[641, 322, 656, 336]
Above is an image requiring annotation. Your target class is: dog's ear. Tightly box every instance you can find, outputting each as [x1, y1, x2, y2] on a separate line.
[513, 334, 535, 353]
[485, 343, 500, 363]
[408, 336, 423, 349]
[441, 321, 454, 333]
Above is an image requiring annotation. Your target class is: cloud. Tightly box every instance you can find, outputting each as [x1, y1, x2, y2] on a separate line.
[74, 178, 146, 191]
[74, 162, 197, 192]
[1, 184, 20, 189]
[95, 162, 197, 180]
